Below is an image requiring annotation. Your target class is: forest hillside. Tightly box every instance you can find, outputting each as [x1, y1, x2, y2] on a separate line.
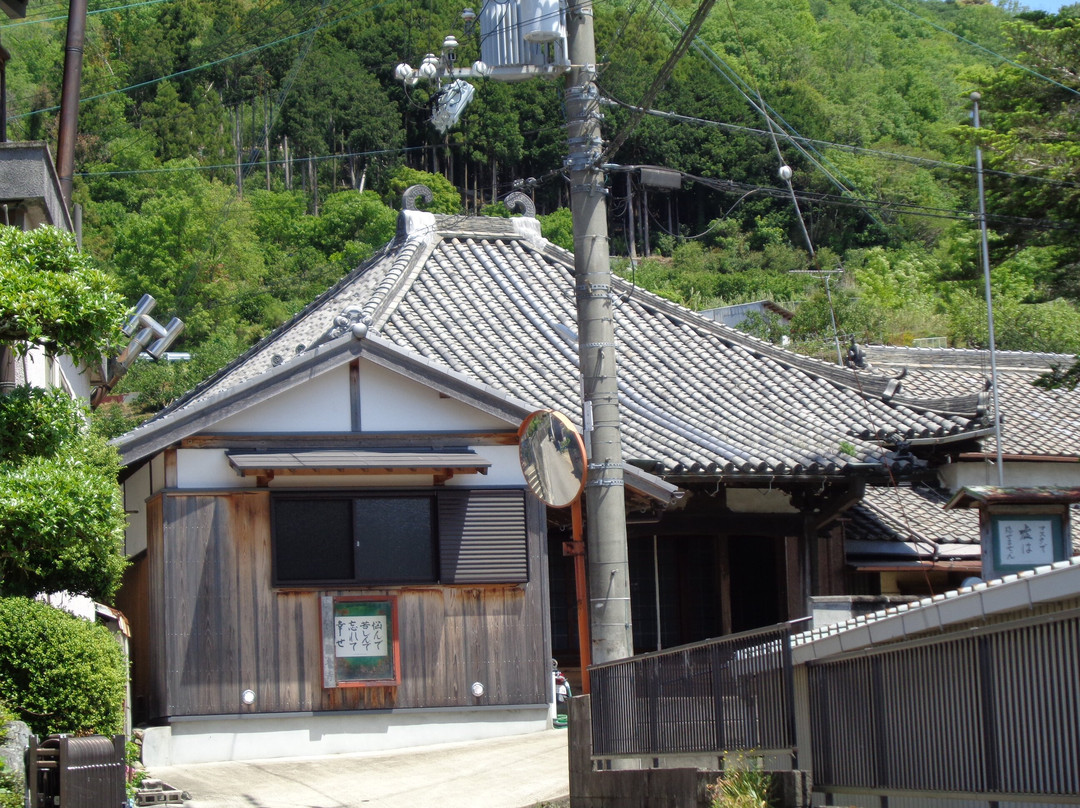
[1, 0, 1077, 422]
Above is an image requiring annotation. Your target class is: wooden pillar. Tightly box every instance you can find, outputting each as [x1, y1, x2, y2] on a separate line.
[718, 535, 732, 635]
[782, 534, 805, 621]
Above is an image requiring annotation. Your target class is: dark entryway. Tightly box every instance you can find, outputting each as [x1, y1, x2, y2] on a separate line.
[548, 529, 786, 663]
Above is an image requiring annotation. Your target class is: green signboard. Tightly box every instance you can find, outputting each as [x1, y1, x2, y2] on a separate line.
[990, 514, 1066, 574]
[321, 596, 400, 687]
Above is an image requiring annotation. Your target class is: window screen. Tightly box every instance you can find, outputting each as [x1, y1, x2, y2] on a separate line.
[355, 496, 436, 583]
[274, 498, 354, 584]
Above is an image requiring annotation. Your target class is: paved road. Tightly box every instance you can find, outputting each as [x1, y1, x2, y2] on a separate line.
[146, 729, 570, 808]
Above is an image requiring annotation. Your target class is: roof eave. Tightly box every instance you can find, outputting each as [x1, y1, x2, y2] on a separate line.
[113, 332, 367, 466]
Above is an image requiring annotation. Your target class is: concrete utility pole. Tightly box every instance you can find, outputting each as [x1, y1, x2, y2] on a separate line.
[56, 0, 88, 210]
[565, 0, 633, 664]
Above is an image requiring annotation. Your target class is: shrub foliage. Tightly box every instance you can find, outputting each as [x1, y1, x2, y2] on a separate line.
[0, 226, 124, 368]
[0, 389, 127, 602]
[0, 597, 126, 737]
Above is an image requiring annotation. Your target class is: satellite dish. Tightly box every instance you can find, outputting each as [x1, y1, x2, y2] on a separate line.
[518, 410, 587, 508]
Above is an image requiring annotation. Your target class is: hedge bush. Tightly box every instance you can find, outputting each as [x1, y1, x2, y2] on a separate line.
[0, 598, 125, 737]
[0, 456, 127, 601]
[0, 386, 87, 464]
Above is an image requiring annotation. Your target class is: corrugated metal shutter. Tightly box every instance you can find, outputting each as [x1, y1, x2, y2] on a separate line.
[438, 489, 528, 583]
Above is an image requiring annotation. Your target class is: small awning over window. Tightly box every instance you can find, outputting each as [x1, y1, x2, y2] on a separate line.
[227, 449, 491, 484]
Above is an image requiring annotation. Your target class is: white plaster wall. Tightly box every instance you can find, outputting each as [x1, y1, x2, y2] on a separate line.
[152, 359, 525, 493]
[214, 364, 353, 432]
[58, 354, 93, 400]
[141, 706, 550, 765]
[445, 445, 526, 488]
[358, 360, 511, 432]
[176, 449, 255, 489]
[17, 346, 49, 389]
[940, 461, 1080, 491]
[124, 464, 152, 556]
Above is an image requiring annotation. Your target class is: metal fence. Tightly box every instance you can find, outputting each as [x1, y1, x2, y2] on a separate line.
[589, 624, 796, 757]
[27, 733, 127, 808]
[809, 609, 1080, 802]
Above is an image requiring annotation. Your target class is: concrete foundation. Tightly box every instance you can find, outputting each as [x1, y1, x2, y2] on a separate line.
[141, 703, 550, 766]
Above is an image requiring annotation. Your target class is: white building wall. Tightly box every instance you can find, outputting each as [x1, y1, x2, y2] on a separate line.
[176, 449, 255, 489]
[123, 463, 153, 556]
[164, 358, 526, 492]
[214, 364, 353, 432]
[358, 360, 511, 432]
[940, 461, 1080, 491]
[445, 445, 525, 487]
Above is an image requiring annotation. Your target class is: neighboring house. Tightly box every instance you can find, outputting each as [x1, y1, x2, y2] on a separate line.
[112, 200, 993, 764]
[699, 299, 794, 331]
[0, 141, 89, 398]
[828, 346, 1080, 612]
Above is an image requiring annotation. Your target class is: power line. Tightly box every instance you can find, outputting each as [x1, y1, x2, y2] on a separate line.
[9, 0, 400, 120]
[876, 0, 1080, 99]
[0, 0, 176, 29]
[77, 144, 428, 177]
[604, 98, 1080, 192]
[601, 0, 720, 163]
[631, 0, 871, 218]
[684, 170, 1077, 231]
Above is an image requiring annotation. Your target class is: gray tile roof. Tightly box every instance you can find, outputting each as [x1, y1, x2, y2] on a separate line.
[117, 212, 993, 480]
[863, 345, 1080, 458]
[792, 556, 1080, 660]
[842, 483, 980, 558]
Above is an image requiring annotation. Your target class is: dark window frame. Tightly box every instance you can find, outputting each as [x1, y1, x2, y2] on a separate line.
[271, 488, 527, 588]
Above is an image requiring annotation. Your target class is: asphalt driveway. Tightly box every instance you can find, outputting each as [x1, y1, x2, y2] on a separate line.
[145, 729, 570, 808]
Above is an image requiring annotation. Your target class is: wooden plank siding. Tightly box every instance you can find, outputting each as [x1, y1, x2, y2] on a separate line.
[115, 551, 151, 724]
[143, 489, 549, 720]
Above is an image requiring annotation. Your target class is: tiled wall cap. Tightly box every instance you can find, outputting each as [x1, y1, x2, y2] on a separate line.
[510, 215, 543, 241]
[398, 209, 437, 239]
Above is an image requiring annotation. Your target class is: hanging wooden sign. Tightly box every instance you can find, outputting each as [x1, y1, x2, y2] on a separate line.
[321, 596, 400, 687]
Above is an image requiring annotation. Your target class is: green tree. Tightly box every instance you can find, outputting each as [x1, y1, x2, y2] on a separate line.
[0, 226, 128, 603]
[539, 207, 575, 251]
[311, 190, 398, 264]
[275, 39, 405, 175]
[968, 9, 1080, 295]
[385, 167, 462, 213]
[107, 168, 274, 344]
[0, 227, 125, 367]
[0, 388, 127, 602]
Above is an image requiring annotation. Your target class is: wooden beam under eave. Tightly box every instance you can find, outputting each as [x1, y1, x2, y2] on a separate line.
[163, 448, 178, 488]
[626, 510, 807, 537]
[782, 535, 805, 622]
[718, 535, 732, 635]
[350, 359, 361, 432]
[233, 466, 489, 478]
[180, 430, 520, 449]
[806, 479, 866, 531]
